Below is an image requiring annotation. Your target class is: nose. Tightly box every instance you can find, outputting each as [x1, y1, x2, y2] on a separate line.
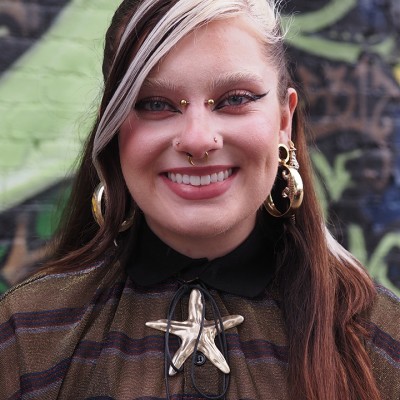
[173, 105, 222, 161]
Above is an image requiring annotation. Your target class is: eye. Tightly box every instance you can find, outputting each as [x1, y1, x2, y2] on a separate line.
[214, 90, 268, 111]
[134, 97, 179, 113]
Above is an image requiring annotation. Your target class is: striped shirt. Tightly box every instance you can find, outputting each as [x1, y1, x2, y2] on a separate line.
[0, 261, 399, 399]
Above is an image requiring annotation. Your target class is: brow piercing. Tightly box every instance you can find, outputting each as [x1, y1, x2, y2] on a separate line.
[179, 99, 215, 107]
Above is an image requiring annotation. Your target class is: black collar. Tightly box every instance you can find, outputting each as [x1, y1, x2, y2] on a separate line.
[126, 212, 281, 298]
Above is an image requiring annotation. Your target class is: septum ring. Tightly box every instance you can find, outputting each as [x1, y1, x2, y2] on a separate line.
[186, 151, 208, 166]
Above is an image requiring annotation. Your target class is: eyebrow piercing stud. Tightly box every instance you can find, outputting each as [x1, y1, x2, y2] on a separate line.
[180, 99, 190, 107]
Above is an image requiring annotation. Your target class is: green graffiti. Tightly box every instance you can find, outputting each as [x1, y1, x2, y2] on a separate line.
[311, 151, 400, 294]
[35, 186, 70, 239]
[0, 0, 116, 212]
[36, 208, 58, 240]
[368, 233, 400, 293]
[283, 0, 357, 33]
[348, 224, 400, 296]
[283, 0, 398, 64]
[0, 279, 8, 294]
[347, 224, 368, 266]
[0, 244, 7, 264]
[311, 149, 362, 203]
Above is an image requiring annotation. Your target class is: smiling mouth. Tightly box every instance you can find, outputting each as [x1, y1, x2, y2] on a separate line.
[167, 168, 233, 186]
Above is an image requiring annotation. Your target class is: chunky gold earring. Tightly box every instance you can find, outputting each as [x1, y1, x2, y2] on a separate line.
[92, 183, 135, 232]
[265, 141, 303, 218]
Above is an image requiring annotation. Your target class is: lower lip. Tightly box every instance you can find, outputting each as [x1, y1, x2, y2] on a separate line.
[161, 171, 236, 200]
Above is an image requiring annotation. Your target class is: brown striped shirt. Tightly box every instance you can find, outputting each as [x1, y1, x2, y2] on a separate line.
[0, 261, 399, 399]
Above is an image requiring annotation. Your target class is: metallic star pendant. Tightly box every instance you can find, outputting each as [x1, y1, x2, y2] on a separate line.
[146, 289, 244, 376]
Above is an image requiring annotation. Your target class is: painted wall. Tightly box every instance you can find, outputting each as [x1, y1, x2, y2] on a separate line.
[0, 0, 399, 294]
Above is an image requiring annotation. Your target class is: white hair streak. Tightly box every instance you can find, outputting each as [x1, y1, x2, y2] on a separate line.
[92, 0, 284, 180]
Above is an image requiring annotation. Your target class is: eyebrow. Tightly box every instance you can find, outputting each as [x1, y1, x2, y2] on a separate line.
[141, 78, 178, 91]
[141, 71, 264, 93]
[208, 72, 264, 91]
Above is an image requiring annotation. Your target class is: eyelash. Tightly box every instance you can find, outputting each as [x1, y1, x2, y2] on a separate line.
[134, 97, 180, 113]
[134, 90, 268, 113]
[213, 90, 268, 110]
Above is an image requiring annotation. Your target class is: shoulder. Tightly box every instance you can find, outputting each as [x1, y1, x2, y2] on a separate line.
[368, 285, 400, 336]
[0, 260, 126, 319]
[365, 285, 400, 397]
[0, 260, 128, 398]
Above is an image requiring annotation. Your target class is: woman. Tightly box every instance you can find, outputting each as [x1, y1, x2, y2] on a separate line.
[1, 0, 399, 399]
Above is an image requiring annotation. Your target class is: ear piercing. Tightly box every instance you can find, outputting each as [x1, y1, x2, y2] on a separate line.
[186, 151, 209, 166]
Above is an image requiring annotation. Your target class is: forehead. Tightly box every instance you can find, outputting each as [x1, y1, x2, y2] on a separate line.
[142, 17, 277, 91]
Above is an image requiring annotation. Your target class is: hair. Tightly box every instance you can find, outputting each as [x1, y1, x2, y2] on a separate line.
[43, 1, 380, 399]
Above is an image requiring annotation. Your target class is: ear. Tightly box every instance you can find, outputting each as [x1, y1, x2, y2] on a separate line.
[279, 88, 297, 144]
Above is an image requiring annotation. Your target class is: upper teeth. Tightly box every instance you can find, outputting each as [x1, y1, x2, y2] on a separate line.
[167, 168, 233, 186]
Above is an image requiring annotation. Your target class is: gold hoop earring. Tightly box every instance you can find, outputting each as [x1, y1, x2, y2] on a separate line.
[265, 141, 303, 218]
[92, 183, 135, 232]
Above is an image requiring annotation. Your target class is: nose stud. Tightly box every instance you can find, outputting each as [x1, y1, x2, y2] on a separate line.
[186, 151, 209, 166]
[180, 99, 190, 107]
[206, 99, 215, 106]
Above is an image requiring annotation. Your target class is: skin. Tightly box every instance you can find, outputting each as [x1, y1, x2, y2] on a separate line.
[119, 16, 297, 260]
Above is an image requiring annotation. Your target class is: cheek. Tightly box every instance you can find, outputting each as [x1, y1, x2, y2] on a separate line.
[118, 118, 135, 162]
[119, 114, 152, 153]
[242, 121, 279, 191]
[119, 120, 155, 171]
[239, 120, 279, 161]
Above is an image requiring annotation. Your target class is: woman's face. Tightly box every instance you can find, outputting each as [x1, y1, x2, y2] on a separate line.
[119, 17, 297, 259]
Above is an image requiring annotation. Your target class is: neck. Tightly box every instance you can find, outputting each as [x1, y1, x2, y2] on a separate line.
[145, 215, 257, 260]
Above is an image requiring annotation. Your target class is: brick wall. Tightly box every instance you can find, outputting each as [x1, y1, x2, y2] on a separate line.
[0, 0, 399, 294]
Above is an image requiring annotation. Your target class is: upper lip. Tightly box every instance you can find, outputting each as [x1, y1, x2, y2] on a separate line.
[161, 165, 236, 175]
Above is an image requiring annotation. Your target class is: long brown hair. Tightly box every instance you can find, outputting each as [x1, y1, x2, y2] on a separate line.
[44, 1, 380, 399]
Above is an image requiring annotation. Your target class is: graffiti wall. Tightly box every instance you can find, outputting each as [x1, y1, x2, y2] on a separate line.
[0, 0, 399, 294]
[283, 0, 400, 293]
[0, 0, 116, 288]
